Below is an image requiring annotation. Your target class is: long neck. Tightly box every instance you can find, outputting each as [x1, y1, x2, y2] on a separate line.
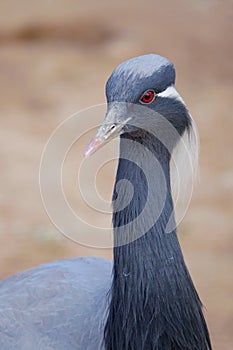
[104, 134, 211, 350]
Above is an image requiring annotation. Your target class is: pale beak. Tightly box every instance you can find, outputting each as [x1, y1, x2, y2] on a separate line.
[85, 116, 131, 157]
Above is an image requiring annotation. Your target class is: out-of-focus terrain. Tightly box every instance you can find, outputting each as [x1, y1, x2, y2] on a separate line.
[0, 0, 232, 348]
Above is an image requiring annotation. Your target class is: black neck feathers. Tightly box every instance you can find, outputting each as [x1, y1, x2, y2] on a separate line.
[104, 132, 211, 350]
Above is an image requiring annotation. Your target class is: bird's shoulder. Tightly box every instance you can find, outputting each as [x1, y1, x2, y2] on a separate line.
[0, 256, 112, 299]
[0, 257, 112, 350]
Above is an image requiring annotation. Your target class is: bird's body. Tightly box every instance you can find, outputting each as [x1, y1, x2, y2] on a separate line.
[0, 54, 212, 349]
[0, 257, 111, 349]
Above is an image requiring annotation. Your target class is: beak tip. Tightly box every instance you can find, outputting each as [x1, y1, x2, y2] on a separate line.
[84, 149, 91, 158]
[84, 136, 102, 158]
[84, 144, 93, 158]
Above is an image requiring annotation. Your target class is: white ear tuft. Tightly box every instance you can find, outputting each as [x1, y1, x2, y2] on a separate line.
[170, 114, 199, 227]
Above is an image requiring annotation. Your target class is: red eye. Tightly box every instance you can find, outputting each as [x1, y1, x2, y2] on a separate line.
[140, 90, 155, 104]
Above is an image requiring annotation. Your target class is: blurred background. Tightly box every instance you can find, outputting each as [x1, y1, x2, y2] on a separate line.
[0, 0, 232, 348]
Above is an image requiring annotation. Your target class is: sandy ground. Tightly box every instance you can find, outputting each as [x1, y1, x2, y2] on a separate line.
[0, 0, 233, 348]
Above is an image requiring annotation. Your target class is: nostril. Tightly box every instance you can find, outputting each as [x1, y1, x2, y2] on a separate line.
[109, 124, 116, 132]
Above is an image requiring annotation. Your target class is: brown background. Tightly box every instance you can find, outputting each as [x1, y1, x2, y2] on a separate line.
[0, 0, 232, 348]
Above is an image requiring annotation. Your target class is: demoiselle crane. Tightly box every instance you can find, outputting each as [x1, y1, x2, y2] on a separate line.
[0, 54, 212, 350]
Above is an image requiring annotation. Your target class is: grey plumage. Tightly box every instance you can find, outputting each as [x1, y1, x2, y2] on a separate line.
[0, 258, 111, 349]
[106, 54, 175, 102]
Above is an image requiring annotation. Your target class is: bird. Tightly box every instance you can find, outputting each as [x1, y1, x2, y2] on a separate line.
[0, 54, 212, 350]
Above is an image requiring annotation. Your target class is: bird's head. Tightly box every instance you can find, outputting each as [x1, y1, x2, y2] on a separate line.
[85, 54, 197, 170]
